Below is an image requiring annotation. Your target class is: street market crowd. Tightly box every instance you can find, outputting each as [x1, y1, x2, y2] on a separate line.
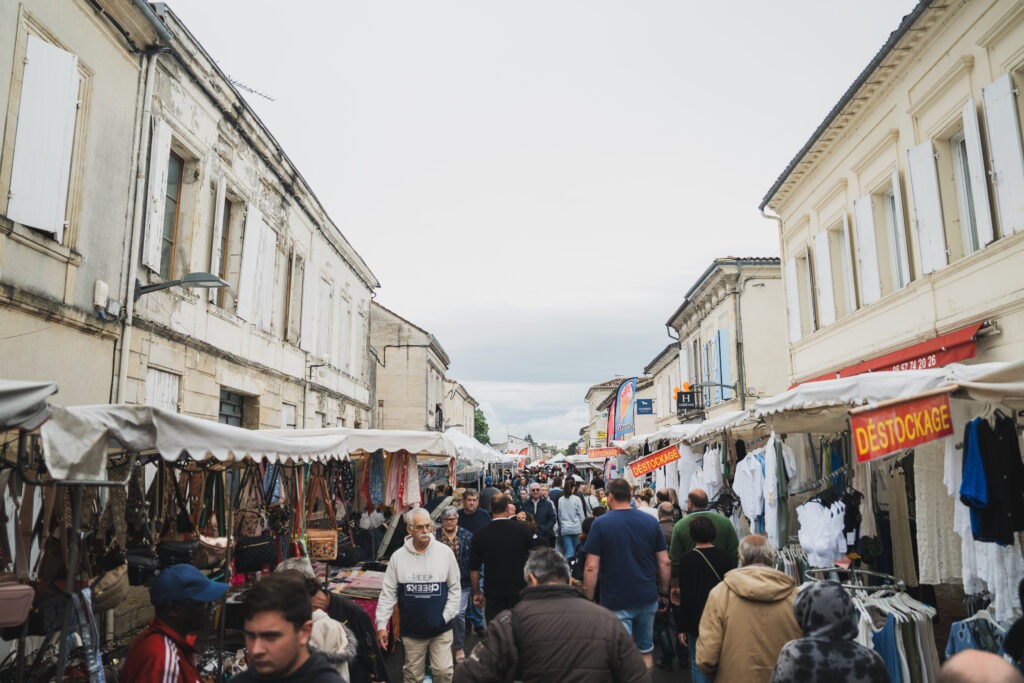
[120, 464, 1024, 683]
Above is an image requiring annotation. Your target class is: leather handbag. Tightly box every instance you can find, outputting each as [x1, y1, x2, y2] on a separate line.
[156, 466, 198, 567]
[0, 471, 35, 629]
[126, 543, 159, 585]
[194, 470, 229, 569]
[91, 564, 128, 613]
[305, 470, 338, 562]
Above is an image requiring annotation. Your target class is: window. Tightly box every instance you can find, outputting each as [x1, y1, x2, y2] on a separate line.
[208, 179, 243, 309]
[219, 389, 245, 427]
[881, 173, 912, 291]
[144, 368, 179, 412]
[284, 252, 305, 344]
[337, 296, 351, 371]
[786, 250, 817, 340]
[6, 35, 81, 242]
[281, 403, 296, 429]
[159, 152, 184, 279]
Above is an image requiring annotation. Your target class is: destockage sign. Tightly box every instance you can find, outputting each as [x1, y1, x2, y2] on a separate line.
[850, 393, 954, 463]
[628, 444, 681, 478]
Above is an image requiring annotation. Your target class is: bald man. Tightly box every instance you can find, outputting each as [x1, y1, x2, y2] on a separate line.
[939, 651, 1024, 683]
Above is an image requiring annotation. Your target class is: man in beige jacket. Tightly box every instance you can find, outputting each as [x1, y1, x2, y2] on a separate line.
[696, 535, 801, 683]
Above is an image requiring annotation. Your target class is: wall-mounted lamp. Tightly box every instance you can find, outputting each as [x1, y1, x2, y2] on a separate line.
[134, 272, 229, 301]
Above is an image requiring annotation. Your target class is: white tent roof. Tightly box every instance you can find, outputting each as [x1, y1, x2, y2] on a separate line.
[753, 361, 1015, 433]
[618, 423, 701, 455]
[682, 410, 751, 444]
[0, 379, 57, 431]
[41, 404, 495, 481]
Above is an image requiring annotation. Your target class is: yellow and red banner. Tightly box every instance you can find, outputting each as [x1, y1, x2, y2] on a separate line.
[850, 392, 954, 463]
[588, 447, 622, 460]
[628, 444, 681, 478]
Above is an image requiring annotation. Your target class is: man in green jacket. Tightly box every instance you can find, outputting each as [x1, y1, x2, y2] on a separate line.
[669, 489, 739, 604]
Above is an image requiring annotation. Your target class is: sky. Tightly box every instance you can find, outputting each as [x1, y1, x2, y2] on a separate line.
[166, 0, 919, 446]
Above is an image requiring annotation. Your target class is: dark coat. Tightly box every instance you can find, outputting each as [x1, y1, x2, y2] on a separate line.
[327, 592, 390, 683]
[522, 498, 557, 540]
[453, 584, 647, 683]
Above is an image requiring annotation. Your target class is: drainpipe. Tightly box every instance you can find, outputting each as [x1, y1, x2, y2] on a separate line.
[116, 51, 158, 403]
[733, 261, 748, 409]
[761, 209, 795, 381]
[132, 0, 173, 43]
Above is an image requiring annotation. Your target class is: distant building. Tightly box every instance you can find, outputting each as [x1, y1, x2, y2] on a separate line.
[666, 258, 788, 421]
[761, 0, 1024, 383]
[443, 378, 477, 438]
[369, 302, 450, 431]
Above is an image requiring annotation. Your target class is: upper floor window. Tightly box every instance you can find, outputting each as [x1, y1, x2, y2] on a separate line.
[160, 152, 184, 279]
[143, 119, 198, 281]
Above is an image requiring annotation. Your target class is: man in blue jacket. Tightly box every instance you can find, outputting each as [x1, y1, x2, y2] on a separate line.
[376, 508, 461, 683]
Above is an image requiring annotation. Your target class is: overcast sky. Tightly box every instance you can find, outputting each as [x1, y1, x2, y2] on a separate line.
[167, 0, 919, 446]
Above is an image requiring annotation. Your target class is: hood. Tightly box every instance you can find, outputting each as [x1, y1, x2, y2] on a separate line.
[792, 580, 858, 641]
[402, 533, 435, 555]
[722, 565, 796, 603]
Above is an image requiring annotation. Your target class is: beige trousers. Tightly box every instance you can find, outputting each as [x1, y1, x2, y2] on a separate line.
[402, 629, 454, 683]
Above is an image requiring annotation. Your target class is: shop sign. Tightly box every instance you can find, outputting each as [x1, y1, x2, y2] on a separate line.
[597, 431, 607, 441]
[636, 399, 653, 415]
[677, 391, 697, 410]
[850, 393, 954, 463]
[628, 444, 681, 477]
[588, 446, 621, 459]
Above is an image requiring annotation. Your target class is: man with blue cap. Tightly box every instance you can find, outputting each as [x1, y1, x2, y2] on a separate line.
[121, 563, 228, 682]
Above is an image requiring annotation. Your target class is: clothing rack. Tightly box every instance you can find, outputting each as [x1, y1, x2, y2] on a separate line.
[804, 567, 906, 594]
[790, 465, 853, 497]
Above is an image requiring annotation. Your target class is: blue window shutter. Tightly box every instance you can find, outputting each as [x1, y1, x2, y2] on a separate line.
[711, 335, 722, 404]
[719, 329, 733, 400]
[703, 342, 711, 405]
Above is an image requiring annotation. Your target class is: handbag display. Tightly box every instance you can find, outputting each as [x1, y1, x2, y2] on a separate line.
[91, 564, 128, 613]
[126, 543, 159, 586]
[0, 470, 35, 629]
[305, 470, 338, 562]
[233, 462, 279, 573]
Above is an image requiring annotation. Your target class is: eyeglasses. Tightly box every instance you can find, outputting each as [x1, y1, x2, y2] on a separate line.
[441, 517, 457, 522]
[411, 523, 434, 530]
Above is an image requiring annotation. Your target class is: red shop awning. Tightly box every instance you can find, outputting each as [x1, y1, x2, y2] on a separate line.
[798, 321, 987, 385]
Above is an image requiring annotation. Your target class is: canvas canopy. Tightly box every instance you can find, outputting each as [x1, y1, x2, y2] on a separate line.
[0, 379, 57, 431]
[41, 403, 497, 482]
[682, 409, 752, 444]
[752, 361, 1017, 433]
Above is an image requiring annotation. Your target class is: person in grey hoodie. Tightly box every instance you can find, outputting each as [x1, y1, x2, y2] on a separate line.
[375, 507, 461, 683]
[557, 479, 586, 557]
[770, 580, 890, 683]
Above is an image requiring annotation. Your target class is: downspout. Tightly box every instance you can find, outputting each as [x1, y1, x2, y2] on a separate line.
[733, 260, 747, 409]
[117, 51, 159, 403]
[761, 209, 795, 382]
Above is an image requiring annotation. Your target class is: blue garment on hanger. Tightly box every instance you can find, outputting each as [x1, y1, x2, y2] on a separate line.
[872, 613, 904, 683]
[960, 418, 988, 539]
[946, 618, 983, 658]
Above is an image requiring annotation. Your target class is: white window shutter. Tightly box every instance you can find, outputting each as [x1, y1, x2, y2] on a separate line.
[853, 196, 882, 305]
[142, 118, 173, 272]
[235, 204, 262, 321]
[718, 329, 732, 400]
[982, 74, 1024, 235]
[711, 332, 722, 404]
[784, 258, 801, 343]
[962, 97, 996, 246]
[7, 36, 79, 242]
[300, 262, 317, 352]
[889, 169, 912, 286]
[906, 141, 948, 274]
[256, 221, 277, 331]
[812, 231, 836, 326]
[208, 176, 227, 303]
[338, 297, 352, 370]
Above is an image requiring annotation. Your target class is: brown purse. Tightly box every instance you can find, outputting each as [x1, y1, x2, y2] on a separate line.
[305, 469, 338, 561]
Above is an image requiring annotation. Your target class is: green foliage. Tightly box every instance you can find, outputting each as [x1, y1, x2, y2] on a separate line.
[565, 441, 578, 455]
[474, 408, 490, 445]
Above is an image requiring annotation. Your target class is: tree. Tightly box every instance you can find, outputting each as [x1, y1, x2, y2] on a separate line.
[565, 441, 578, 456]
[473, 408, 490, 445]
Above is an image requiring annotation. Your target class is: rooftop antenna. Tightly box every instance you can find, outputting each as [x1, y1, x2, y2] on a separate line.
[228, 76, 275, 102]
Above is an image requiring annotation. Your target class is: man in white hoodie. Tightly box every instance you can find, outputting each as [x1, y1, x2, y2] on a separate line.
[376, 507, 461, 683]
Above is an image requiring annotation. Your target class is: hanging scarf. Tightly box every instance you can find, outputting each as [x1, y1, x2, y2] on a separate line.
[403, 453, 421, 507]
[369, 450, 386, 507]
[340, 459, 357, 504]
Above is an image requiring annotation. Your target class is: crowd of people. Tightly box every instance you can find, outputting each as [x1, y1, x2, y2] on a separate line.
[117, 464, 1024, 683]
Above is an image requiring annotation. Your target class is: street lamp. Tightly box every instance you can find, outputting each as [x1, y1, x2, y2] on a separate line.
[134, 272, 229, 301]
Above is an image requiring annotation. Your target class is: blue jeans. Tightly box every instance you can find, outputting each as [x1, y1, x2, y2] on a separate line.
[452, 587, 471, 650]
[688, 633, 711, 683]
[611, 601, 658, 653]
[562, 533, 580, 557]
[466, 571, 484, 628]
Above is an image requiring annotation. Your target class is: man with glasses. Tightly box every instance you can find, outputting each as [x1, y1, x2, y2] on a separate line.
[522, 483, 557, 548]
[376, 508, 461, 683]
[121, 563, 229, 682]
